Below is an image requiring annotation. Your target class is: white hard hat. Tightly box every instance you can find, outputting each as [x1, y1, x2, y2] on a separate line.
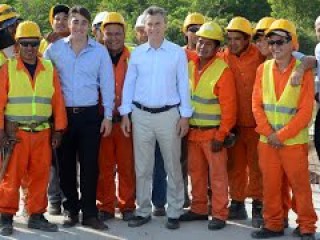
[135, 14, 145, 29]
[92, 11, 108, 27]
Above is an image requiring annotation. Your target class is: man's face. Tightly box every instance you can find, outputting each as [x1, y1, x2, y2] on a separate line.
[135, 26, 148, 44]
[92, 23, 103, 43]
[68, 13, 89, 40]
[103, 23, 125, 53]
[185, 24, 201, 49]
[196, 37, 218, 60]
[144, 13, 166, 42]
[18, 38, 40, 62]
[52, 12, 69, 34]
[255, 35, 270, 57]
[315, 23, 320, 42]
[227, 31, 249, 56]
[268, 34, 293, 61]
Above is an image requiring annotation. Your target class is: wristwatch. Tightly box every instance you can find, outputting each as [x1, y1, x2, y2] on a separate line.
[105, 116, 113, 121]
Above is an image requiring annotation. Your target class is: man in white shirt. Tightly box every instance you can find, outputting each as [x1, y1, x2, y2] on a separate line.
[119, 5, 192, 230]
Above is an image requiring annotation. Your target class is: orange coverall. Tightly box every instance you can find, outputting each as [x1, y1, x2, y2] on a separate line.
[252, 57, 317, 233]
[0, 57, 67, 215]
[218, 44, 265, 201]
[183, 46, 197, 62]
[96, 47, 135, 214]
[188, 56, 236, 220]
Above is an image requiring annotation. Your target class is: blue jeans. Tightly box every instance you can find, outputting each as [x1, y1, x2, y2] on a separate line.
[152, 142, 167, 208]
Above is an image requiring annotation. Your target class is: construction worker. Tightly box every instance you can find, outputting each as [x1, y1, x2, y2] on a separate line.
[0, 4, 20, 66]
[135, 14, 147, 44]
[39, 4, 70, 54]
[220, 16, 264, 227]
[44, 6, 114, 230]
[253, 17, 276, 58]
[251, 19, 317, 240]
[182, 12, 205, 61]
[179, 21, 236, 230]
[96, 12, 135, 222]
[0, 20, 67, 236]
[92, 11, 108, 43]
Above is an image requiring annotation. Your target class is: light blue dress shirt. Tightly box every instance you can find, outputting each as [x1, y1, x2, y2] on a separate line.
[119, 39, 193, 118]
[44, 36, 115, 118]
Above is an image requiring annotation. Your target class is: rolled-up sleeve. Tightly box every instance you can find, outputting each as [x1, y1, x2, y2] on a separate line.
[177, 49, 193, 118]
[99, 48, 115, 118]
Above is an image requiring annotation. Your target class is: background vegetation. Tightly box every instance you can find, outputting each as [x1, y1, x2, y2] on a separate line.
[2, 0, 320, 54]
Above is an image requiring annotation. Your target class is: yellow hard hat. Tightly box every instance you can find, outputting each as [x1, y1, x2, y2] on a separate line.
[265, 19, 297, 37]
[226, 16, 253, 36]
[255, 17, 276, 33]
[196, 21, 224, 42]
[101, 12, 125, 31]
[49, 4, 70, 25]
[15, 21, 41, 40]
[182, 12, 205, 33]
[0, 4, 19, 30]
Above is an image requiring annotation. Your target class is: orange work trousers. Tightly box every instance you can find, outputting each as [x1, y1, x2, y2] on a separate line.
[0, 129, 51, 215]
[96, 123, 135, 214]
[188, 139, 229, 220]
[258, 142, 317, 233]
[227, 126, 262, 201]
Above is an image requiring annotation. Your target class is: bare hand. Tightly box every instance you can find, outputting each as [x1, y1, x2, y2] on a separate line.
[212, 139, 223, 152]
[100, 118, 112, 137]
[121, 115, 131, 138]
[176, 117, 189, 138]
[51, 131, 63, 149]
[290, 69, 303, 86]
[267, 132, 283, 148]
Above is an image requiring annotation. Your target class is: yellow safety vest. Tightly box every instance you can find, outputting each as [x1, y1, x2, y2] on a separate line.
[189, 58, 228, 126]
[260, 59, 308, 145]
[39, 39, 49, 55]
[5, 58, 54, 131]
[0, 51, 7, 67]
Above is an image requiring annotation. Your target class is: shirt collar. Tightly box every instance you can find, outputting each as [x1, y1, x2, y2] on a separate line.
[63, 36, 95, 48]
[144, 38, 169, 52]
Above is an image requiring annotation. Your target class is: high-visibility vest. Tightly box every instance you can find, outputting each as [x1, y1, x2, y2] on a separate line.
[189, 58, 228, 126]
[39, 39, 49, 55]
[0, 51, 7, 67]
[5, 58, 54, 131]
[260, 59, 308, 145]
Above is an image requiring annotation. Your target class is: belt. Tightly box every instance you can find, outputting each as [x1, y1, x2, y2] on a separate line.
[18, 121, 49, 133]
[112, 115, 122, 123]
[133, 102, 178, 114]
[66, 106, 96, 114]
[189, 125, 219, 130]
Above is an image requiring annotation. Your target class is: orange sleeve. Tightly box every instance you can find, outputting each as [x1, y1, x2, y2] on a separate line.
[51, 69, 67, 131]
[0, 64, 9, 129]
[252, 64, 274, 137]
[213, 67, 237, 141]
[276, 69, 314, 142]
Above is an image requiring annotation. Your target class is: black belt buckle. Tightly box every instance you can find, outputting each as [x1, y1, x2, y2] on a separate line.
[72, 107, 82, 114]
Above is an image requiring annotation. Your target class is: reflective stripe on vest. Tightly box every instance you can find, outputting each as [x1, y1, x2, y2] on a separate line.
[0, 51, 7, 67]
[260, 59, 308, 145]
[189, 58, 228, 126]
[5, 58, 54, 131]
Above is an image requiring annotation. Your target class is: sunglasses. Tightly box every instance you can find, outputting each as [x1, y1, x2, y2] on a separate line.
[267, 39, 290, 46]
[188, 26, 200, 33]
[19, 41, 40, 47]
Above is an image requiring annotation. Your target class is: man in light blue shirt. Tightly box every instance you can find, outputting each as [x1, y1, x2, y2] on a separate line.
[44, 6, 114, 231]
[119, 5, 192, 230]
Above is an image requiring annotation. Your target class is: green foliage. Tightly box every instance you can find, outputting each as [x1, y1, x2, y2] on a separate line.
[3, 0, 318, 53]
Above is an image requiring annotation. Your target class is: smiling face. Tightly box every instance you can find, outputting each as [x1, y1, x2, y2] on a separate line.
[268, 34, 293, 62]
[196, 37, 218, 60]
[227, 31, 250, 56]
[18, 38, 40, 63]
[255, 35, 271, 57]
[135, 26, 148, 44]
[144, 13, 166, 43]
[52, 12, 69, 34]
[68, 13, 89, 40]
[103, 23, 125, 55]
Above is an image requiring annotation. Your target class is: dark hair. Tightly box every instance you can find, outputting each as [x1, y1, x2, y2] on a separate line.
[143, 6, 167, 23]
[52, 4, 69, 18]
[69, 6, 91, 23]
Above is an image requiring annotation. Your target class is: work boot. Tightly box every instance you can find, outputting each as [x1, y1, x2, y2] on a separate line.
[252, 200, 264, 228]
[153, 207, 166, 217]
[28, 214, 58, 232]
[63, 213, 79, 228]
[122, 210, 134, 221]
[228, 200, 248, 220]
[166, 218, 180, 230]
[98, 211, 114, 221]
[48, 202, 62, 216]
[0, 214, 13, 236]
[208, 218, 226, 231]
[251, 228, 284, 239]
[179, 211, 208, 221]
[128, 215, 151, 227]
[300, 233, 316, 240]
[293, 227, 302, 237]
